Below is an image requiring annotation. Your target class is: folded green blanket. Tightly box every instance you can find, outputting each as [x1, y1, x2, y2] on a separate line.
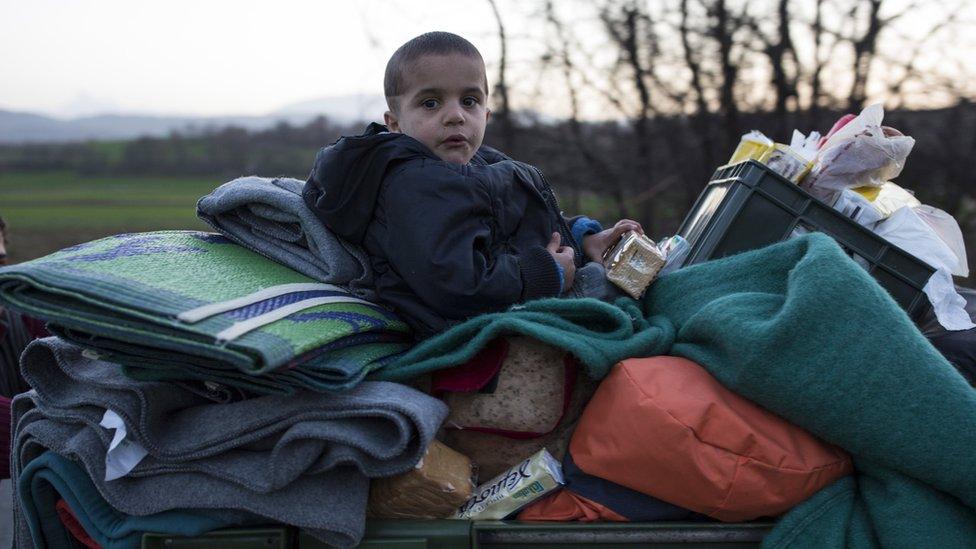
[376, 296, 672, 381]
[396, 234, 976, 547]
[0, 231, 411, 393]
[20, 451, 244, 549]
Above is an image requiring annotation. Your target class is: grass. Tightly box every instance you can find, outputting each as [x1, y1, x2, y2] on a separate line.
[1, 171, 220, 263]
[0, 169, 651, 265]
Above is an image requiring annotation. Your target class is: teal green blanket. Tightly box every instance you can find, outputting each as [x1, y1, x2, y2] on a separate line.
[396, 234, 976, 547]
[0, 231, 411, 394]
[20, 451, 243, 549]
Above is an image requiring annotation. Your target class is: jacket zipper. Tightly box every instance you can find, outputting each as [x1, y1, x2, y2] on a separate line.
[528, 164, 584, 266]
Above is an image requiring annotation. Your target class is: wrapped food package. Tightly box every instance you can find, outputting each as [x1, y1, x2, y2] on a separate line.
[728, 131, 812, 183]
[852, 182, 921, 218]
[368, 440, 475, 519]
[603, 231, 666, 299]
[763, 143, 813, 183]
[453, 448, 564, 520]
[832, 189, 885, 227]
[729, 130, 774, 164]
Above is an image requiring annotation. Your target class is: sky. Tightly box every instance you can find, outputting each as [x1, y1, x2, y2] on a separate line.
[0, 0, 526, 118]
[2, 0, 974, 121]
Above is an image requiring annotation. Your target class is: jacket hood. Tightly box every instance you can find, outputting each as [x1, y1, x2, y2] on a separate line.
[303, 123, 510, 245]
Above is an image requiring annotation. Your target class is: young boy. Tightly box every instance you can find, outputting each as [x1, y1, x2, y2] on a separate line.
[304, 32, 641, 338]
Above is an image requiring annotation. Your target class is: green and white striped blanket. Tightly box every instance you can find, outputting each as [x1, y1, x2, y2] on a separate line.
[0, 231, 411, 393]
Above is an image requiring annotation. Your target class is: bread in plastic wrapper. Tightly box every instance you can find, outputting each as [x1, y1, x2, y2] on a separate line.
[368, 440, 475, 519]
[453, 448, 564, 520]
[603, 231, 666, 299]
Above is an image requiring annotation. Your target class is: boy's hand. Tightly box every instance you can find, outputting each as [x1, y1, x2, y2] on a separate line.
[546, 232, 576, 292]
[582, 219, 644, 263]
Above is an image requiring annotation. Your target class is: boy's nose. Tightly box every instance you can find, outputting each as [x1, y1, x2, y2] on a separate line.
[443, 105, 465, 125]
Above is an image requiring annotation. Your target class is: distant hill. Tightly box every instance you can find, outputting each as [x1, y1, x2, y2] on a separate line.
[0, 94, 385, 144]
[273, 94, 387, 121]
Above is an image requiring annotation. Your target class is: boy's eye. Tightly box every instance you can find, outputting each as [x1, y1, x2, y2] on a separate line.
[421, 99, 439, 109]
[462, 96, 480, 107]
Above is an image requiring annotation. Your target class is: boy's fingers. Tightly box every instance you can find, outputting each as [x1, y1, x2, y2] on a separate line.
[614, 219, 644, 235]
[610, 225, 630, 240]
[547, 232, 561, 252]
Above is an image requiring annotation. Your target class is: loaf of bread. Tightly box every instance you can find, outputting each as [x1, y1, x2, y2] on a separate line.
[367, 440, 475, 519]
[442, 336, 567, 433]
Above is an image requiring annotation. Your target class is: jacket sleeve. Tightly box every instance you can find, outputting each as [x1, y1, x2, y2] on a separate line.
[568, 216, 603, 247]
[376, 163, 563, 318]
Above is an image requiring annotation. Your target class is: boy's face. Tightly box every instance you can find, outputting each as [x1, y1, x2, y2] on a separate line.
[384, 53, 490, 165]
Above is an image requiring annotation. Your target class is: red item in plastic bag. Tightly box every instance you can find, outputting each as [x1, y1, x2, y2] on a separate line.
[818, 114, 856, 149]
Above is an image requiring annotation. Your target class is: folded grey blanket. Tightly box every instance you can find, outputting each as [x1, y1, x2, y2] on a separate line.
[197, 176, 375, 298]
[12, 337, 448, 548]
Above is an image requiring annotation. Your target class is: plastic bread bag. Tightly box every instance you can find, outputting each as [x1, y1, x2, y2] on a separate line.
[873, 207, 975, 331]
[802, 104, 915, 195]
[603, 231, 666, 299]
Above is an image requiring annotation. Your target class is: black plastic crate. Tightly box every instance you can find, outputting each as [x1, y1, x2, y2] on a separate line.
[676, 160, 934, 321]
[140, 520, 773, 548]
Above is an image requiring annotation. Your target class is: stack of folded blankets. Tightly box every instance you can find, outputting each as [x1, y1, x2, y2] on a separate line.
[0, 176, 450, 548]
[12, 338, 446, 548]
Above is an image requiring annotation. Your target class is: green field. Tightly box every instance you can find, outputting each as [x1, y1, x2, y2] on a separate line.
[1, 170, 646, 266]
[0, 171, 222, 264]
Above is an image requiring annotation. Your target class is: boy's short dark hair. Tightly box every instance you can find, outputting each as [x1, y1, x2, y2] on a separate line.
[384, 31, 487, 112]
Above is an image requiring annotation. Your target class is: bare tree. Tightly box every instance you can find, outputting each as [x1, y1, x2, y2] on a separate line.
[544, 0, 626, 213]
[487, 0, 515, 150]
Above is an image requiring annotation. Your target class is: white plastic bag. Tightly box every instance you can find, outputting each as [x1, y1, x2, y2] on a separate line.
[873, 207, 974, 331]
[803, 104, 916, 195]
[915, 205, 969, 277]
[789, 129, 821, 163]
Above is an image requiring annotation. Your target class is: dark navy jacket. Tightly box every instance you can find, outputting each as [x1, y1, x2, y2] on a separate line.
[303, 123, 584, 338]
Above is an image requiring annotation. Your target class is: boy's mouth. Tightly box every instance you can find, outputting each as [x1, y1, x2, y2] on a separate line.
[442, 134, 469, 147]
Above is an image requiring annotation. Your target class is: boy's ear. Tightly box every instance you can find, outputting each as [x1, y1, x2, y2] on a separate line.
[383, 110, 401, 133]
[485, 108, 491, 123]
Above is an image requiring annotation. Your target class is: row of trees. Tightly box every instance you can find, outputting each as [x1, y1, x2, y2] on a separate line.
[0, 117, 360, 178]
[480, 0, 976, 237]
